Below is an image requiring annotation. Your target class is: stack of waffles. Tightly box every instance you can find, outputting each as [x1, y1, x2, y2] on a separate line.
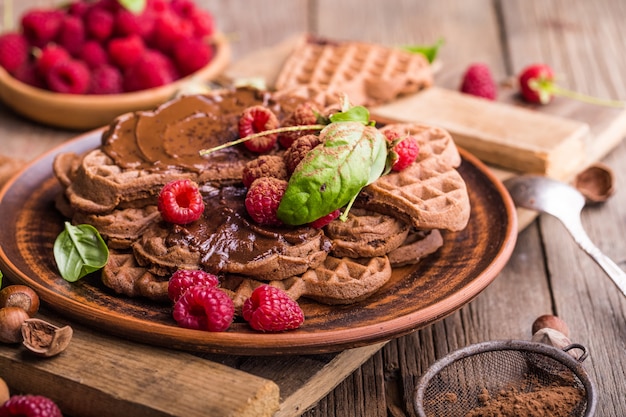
[52, 86, 470, 310]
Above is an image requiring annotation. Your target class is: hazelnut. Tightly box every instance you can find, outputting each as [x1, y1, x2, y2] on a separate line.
[0, 307, 29, 343]
[21, 318, 73, 357]
[531, 314, 570, 337]
[0, 285, 40, 317]
[0, 376, 9, 405]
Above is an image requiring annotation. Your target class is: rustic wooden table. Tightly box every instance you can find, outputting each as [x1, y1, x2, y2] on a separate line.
[0, 1, 625, 416]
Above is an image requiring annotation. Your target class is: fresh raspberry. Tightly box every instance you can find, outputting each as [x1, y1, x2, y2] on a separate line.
[78, 40, 109, 69]
[35, 44, 70, 77]
[45, 59, 90, 94]
[242, 285, 304, 332]
[245, 177, 288, 226]
[0, 33, 29, 74]
[0, 395, 62, 417]
[85, 7, 114, 41]
[149, 11, 194, 53]
[309, 209, 341, 228]
[123, 49, 178, 91]
[170, 0, 214, 38]
[108, 34, 145, 69]
[157, 179, 204, 224]
[147, 0, 169, 14]
[114, 9, 155, 39]
[167, 269, 219, 302]
[189, 8, 215, 39]
[278, 102, 321, 148]
[283, 134, 321, 174]
[170, 0, 197, 17]
[12, 62, 44, 88]
[56, 15, 85, 56]
[67, 0, 90, 18]
[171, 37, 213, 77]
[21, 9, 64, 48]
[384, 130, 419, 171]
[242, 155, 288, 188]
[238, 106, 279, 153]
[91, 0, 122, 12]
[172, 286, 234, 332]
[89, 65, 123, 94]
[518, 63, 555, 104]
[459, 63, 497, 100]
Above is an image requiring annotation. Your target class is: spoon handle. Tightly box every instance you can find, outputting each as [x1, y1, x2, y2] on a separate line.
[560, 216, 626, 297]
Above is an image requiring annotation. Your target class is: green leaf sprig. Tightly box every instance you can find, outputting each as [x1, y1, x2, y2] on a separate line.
[199, 96, 390, 225]
[277, 120, 387, 225]
[53, 222, 109, 282]
[402, 37, 444, 63]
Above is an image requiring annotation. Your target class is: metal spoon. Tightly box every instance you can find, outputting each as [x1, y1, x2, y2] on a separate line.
[504, 174, 626, 297]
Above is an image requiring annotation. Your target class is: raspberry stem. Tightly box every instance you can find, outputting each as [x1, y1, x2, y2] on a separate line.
[199, 124, 326, 156]
[529, 78, 624, 108]
[551, 85, 625, 108]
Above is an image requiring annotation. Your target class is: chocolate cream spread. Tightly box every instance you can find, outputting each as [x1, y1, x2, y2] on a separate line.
[101, 87, 306, 173]
[163, 185, 330, 275]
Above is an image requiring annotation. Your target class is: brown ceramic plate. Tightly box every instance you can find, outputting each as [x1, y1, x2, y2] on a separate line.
[0, 131, 517, 355]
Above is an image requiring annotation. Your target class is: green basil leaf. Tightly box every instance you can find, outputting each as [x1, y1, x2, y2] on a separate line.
[118, 0, 146, 14]
[54, 222, 109, 282]
[0, 269, 3, 287]
[329, 106, 371, 124]
[402, 37, 444, 63]
[277, 122, 387, 225]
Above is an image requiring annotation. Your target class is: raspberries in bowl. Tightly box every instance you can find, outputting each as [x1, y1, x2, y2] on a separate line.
[0, 0, 230, 130]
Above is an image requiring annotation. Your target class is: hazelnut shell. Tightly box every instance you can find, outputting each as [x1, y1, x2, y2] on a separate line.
[574, 163, 615, 204]
[21, 318, 73, 357]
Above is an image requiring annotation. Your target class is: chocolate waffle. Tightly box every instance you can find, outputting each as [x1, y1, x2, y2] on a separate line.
[325, 208, 410, 258]
[224, 254, 393, 307]
[357, 123, 470, 232]
[275, 36, 433, 106]
[387, 229, 443, 267]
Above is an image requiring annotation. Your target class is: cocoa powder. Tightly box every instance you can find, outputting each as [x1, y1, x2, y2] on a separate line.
[464, 383, 585, 417]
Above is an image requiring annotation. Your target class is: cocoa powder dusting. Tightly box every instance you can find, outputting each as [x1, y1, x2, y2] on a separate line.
[464, 383, 585, 417]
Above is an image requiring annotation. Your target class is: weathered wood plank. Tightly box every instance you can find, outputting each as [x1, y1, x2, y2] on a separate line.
[502, 1, 626, 417]
[0, 311, 281, 417]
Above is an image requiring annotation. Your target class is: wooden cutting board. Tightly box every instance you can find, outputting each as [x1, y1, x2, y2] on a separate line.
[2, 37, 626, 417]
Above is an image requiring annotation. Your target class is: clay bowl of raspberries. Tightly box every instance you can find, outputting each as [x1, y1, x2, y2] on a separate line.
[0, 0, 230, 130]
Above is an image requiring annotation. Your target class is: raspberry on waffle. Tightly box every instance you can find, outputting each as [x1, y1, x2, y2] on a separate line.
[274, 35, 433, 106]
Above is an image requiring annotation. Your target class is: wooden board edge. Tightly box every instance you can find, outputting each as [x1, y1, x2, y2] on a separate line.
[0, 313, 280, 417]
[274, 342, 387, 417]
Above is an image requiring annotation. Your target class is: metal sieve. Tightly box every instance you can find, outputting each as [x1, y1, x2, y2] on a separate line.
[414, 340, 596, 417]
